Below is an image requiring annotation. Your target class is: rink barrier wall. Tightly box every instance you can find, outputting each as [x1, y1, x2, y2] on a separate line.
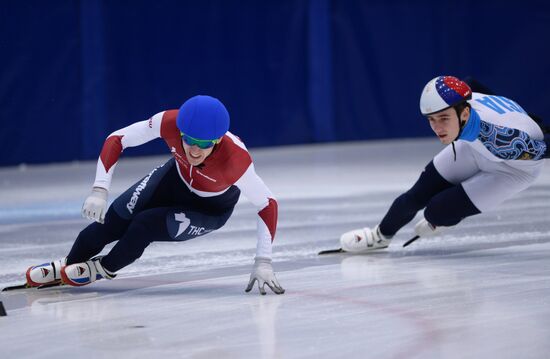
[1, 0, 549, 166]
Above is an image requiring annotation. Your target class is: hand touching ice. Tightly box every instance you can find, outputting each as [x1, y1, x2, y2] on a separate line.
[245, 257, 285, 295]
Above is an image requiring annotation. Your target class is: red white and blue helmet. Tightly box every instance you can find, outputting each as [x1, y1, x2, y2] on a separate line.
[419, 76, 472, 116]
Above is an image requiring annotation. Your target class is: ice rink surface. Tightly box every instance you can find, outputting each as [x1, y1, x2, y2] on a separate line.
[1, 139, 549, 359]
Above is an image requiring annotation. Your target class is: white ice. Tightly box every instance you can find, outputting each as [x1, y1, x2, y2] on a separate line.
[1, 139, 549, 359]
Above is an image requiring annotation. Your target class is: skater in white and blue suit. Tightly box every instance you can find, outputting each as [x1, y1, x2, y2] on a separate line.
[341, 76, 548, 252]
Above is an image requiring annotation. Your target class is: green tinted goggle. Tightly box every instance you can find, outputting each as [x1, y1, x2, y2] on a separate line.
[181, 132, 220, 149]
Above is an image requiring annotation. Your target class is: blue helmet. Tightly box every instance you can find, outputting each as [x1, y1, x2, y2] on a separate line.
[176, 95, 230, 140]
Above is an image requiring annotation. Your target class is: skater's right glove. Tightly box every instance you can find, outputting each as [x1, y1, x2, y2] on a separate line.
[82, 187, 108, 224]
[245, 257, 285, 295]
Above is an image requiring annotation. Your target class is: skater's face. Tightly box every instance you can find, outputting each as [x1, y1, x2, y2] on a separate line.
[182, 138, 219, 166]
[427, 106, 470, 145]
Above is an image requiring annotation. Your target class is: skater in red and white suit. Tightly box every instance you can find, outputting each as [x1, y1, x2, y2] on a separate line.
[26, 95, 285, 295]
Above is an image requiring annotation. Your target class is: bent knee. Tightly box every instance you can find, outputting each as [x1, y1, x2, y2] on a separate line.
[424, 186, 480, 227]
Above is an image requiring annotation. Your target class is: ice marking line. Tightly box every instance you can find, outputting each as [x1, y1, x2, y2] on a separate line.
[291, 285, 440, 359]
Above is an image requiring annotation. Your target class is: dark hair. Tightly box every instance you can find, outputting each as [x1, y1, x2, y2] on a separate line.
[454, 101, 471, 122]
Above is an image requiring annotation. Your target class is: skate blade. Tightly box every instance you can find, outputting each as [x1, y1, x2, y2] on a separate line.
[2, 281, 64, 292]
[318, 248, 344, 255]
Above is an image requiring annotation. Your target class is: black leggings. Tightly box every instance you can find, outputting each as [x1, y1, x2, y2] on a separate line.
[67, 158, 240, 272]
[379, 161, 480, 237]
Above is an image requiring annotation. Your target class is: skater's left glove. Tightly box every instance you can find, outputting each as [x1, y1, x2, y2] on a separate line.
[245, 257, 285, 295]
[82, 187, 108, 224]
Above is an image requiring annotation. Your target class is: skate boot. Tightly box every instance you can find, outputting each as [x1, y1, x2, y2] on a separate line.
[61, 256, 116, 287]
[26, 258, 67, 287]
[413, 218, 453, 237]
[340, 225, 391, 253]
